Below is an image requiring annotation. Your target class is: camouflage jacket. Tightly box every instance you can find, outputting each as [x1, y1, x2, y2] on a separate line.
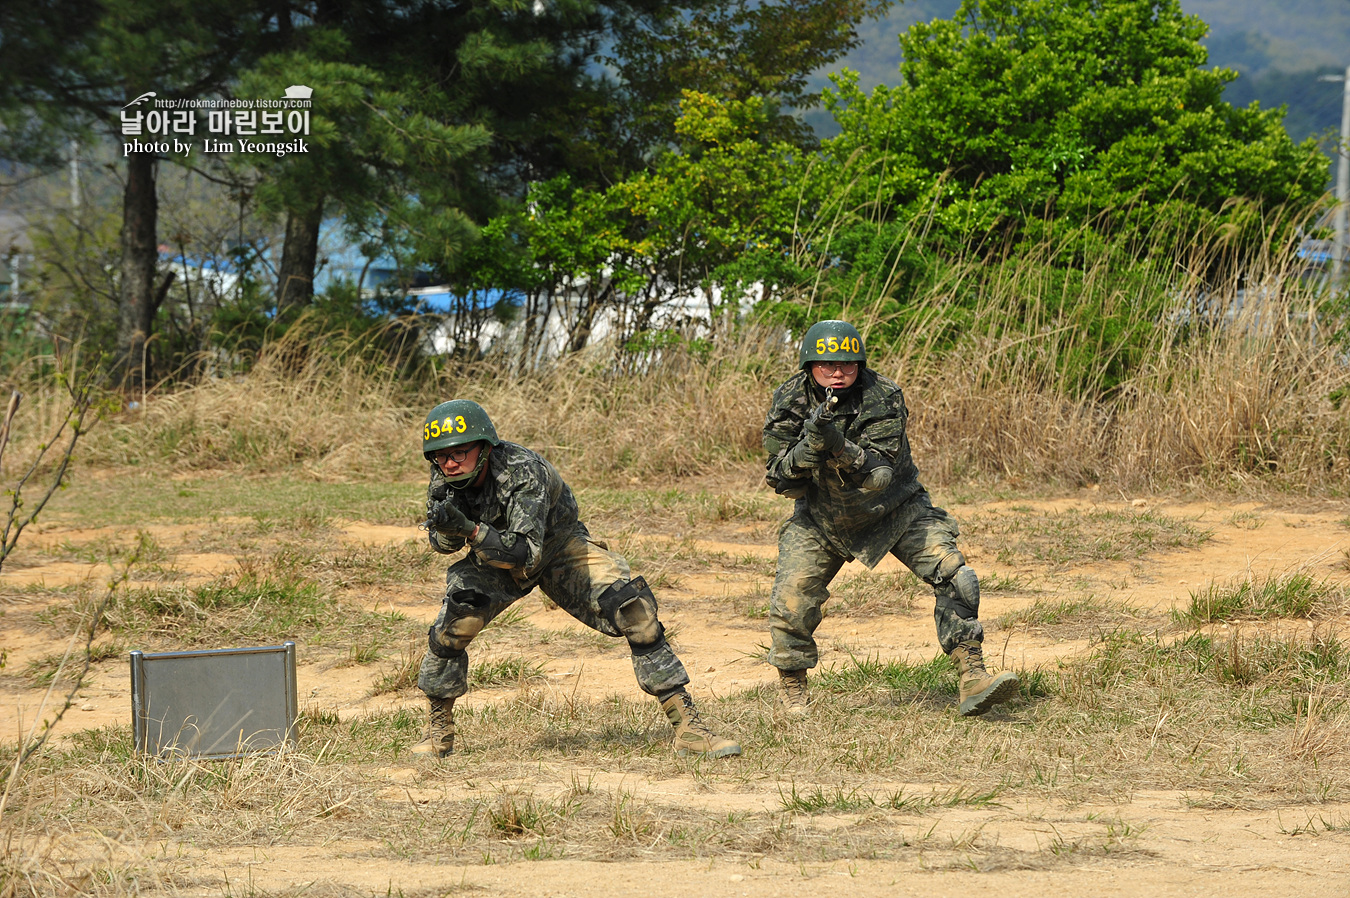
[763, 368, 925, 567]
[427, 441, 588, 584]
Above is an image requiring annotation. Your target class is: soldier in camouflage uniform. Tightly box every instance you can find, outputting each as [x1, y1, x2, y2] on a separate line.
[409, 399, 741, 760]
[762, 320, 1019, 717]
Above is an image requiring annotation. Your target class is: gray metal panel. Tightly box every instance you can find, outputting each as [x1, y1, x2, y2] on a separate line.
[130, 643, 298, 759]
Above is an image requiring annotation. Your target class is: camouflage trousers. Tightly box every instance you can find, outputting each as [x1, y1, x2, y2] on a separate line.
[418, 533, 690, 701]
[768, 493, 984, 671]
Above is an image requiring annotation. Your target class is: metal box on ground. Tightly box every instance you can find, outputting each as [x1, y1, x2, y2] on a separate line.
[130, 642, 298, 759]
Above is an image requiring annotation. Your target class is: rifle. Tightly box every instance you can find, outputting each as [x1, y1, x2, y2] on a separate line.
[803, 388, 838, 433]
[806, 388, 892, 493]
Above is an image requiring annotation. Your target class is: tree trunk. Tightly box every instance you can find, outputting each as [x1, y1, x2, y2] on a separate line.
[276, 196, 324, 312]
[118, 150, 158, 389]
[568, 280, 612, 354]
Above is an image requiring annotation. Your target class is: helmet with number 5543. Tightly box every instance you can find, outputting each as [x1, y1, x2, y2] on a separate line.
[422, 399, 500, 460]
[799, 320, 866, 370]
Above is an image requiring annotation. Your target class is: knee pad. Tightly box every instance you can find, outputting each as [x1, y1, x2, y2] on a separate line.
[599, 577, 663, 647]
[443, 615, 485, 651]
[934, 550, 967, 584]
[948, 565, 979, 608]
[430, 613, 485, 657]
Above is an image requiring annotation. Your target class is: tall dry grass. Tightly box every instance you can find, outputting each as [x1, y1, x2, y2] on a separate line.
[2, 323, 786, 485]
[4, 216, 1348, 493]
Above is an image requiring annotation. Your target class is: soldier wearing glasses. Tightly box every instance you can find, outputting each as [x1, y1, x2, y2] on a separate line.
[762, 320, 1019, 717]
[410, 400, 741, 760]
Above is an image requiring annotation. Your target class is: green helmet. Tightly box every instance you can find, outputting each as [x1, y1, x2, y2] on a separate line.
[422, 401, 500, 486]
[799, 320, 866, 370]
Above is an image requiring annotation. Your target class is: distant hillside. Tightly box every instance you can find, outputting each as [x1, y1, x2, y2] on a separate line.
[1193, 0, 1348, 146]
[806, 0, 1347, 147]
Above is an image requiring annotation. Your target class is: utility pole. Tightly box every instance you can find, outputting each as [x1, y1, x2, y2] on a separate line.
[1321, 66, 1350, 289]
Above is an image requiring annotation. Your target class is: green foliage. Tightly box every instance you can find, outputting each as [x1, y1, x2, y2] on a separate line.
[237, 36, 492, 273]
[819, 0, 1327, 260]
[603, 0, 895, 164]
[814, 654, 955, 695]
[1177, 573, 1344, 623]
[733, 0, 1333, 394]
[469, 656, 547, 688]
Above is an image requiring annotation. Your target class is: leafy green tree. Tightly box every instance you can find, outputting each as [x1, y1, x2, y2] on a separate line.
[606, 0, 894, 155]
[244, 0, 645, 312]
[0, 0, 275, 385]
[236, 38, 491, 312]
[457, 92, 803, 360]
[818, 0, 1329, 260]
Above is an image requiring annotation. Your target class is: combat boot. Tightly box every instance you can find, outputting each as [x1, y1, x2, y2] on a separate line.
[778, 668, 810, 716]
[409, 696, 455, 758]
[660, 690, 742, 758]
[950, 641, 1019, 717]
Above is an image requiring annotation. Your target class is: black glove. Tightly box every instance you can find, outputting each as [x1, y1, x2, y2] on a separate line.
[803, 416, 846, 455]
[427, 499, 476, 538]
[427, 624, 457, 659]
[787, 439, 823, 472]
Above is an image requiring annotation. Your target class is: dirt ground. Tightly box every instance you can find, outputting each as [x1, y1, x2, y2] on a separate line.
[3, 490, 1350, 896]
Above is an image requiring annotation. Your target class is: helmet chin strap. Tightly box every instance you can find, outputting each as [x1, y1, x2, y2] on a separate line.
[446, 444, 492, 490]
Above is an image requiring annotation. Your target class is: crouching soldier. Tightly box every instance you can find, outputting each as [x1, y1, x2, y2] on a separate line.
[410, 399, 741, 760]
[762, 320, 1019, 717]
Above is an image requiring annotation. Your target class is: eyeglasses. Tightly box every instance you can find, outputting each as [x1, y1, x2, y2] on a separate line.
[432, 446, 475, 464]
[813, 361, 858, 374]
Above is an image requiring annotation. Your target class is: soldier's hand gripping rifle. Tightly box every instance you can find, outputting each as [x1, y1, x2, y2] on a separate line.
[424, 481, 477, 538]
[803, 390, 894, 494]
[771, 390, 837, 496]
[801, 390, 841, 452]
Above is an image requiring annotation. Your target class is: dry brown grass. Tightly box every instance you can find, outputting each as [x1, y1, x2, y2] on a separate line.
[3, 619, 1346, 892]
[7, 285, 1340, 499]
[3, 468, 1349, 892]
[5, 220, 1349, 501]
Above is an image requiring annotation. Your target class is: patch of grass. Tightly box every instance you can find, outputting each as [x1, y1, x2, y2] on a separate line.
[738, 599, 770, 620]
[574, 488, 780, 536]
[1280, 813, 1350, 836]
[306, 539, 438, 588]
[739, 552, 777, 576]
[681, 490, 780, 527]
[1228, 510, 1265, 530]
[1177, 572, 1344, 623]
[814, 654, 954, 696]
[779, 781, 1002, 815]
[486, 791, 576, 838]
[882, 786, 1003, 812]
[22, 640, 126, 685]
[533, 626, 615, 652]
[980, 571, 1037, 593]
[51, 529, 171, 566]
[60, 567, 413, 650]
[371, 641, 424, 695]
[997, 595, 1146, 639]
[725, 577, 772, 620]
[609, 789, 656, 842]
[343, 642, 381, 665]
[967, 508, 1212, 568]
[830, 571, 924, 617]
[41, 475, 421, 528]
[778, 781, 872, 814]
[1060, 627, 1350, 711]
[470, 656, 547, 688]
[490, 605, 532, 630]
[1207, 630, 1350, 688]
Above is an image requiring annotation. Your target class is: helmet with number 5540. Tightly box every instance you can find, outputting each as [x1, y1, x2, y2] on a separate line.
[799, 320, 866, 370]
